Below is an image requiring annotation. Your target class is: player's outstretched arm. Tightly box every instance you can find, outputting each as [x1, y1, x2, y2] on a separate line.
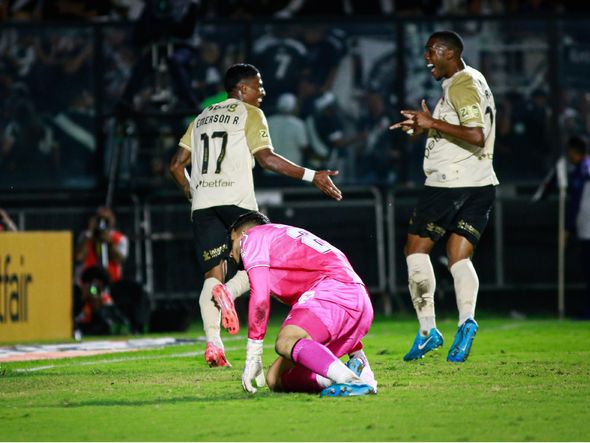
[254, 148, 342, 201]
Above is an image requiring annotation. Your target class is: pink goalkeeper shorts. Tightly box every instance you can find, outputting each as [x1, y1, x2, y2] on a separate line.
[282, 278, 373, 358]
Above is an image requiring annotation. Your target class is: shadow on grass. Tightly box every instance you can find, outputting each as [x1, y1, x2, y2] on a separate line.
[46, 391, 295, 408]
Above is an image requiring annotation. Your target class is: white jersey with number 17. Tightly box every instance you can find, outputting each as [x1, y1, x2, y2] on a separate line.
[178, 98, 274, 212]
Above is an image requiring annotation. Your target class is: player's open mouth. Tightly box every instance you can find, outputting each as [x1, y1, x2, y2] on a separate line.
[427, 63, 435, 74]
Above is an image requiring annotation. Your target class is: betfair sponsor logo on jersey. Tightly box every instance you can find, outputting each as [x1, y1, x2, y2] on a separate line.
[198, 179, 235, 188]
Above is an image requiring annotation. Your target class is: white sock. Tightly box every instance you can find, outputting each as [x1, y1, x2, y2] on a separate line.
[450, 258, 479, 326]
[406, 253, 437, 336]
[326, 359, 361, 384]
[199, 277, 223, 348]
[349, 349, 377, 390]
[315, 374, 332, 388]
[224, 270, 250, 300]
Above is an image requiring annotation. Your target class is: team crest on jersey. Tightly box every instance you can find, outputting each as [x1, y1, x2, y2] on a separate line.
[459, 104, 482, 121]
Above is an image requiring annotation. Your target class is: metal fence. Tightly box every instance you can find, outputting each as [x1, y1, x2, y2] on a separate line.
[2, 186, 584, 315]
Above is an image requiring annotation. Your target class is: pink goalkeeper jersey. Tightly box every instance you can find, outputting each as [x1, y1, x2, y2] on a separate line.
[240, 223, 364, 340]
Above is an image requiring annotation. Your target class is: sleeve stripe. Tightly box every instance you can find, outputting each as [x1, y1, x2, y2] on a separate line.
[178, 142, 192, 151]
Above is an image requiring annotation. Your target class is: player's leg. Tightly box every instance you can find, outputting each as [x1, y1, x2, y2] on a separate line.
[446, 234, 479, 362]
[266, 356, 332, 392]
[402, 187, 462, 361]
[276, 281, 375, 396]
[224, 270, 250, 300]
[210, 206, 254, 334]
[446, 185, 495, 362]
[276, 324, 360, 386]
[210, 270, 247, 335]
[192, 208, 233, 367]
[404, 235, 443, 360]
[448, 234, 478, 324]
[201, 266, 231, 367]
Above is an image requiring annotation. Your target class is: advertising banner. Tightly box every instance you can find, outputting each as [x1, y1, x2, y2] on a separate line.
[0, 232, 72, 342]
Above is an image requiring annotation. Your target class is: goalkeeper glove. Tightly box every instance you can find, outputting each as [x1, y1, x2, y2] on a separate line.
[242, 339, 266, 393]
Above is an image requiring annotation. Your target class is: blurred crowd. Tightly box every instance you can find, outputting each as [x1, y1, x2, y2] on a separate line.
[1, 0, 590, 191]
[1, 0, 588, 22]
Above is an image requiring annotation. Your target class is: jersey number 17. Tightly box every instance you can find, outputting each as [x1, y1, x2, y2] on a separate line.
[200, 131, 228, 174]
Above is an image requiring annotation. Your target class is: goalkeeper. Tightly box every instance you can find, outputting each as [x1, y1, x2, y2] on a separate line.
[222, 211, 377, 397]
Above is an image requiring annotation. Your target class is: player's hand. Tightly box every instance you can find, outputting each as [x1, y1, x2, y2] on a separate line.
[312, 170, 342, 201]
[389, 99, 432, 133]
[242, 339, 266, 394]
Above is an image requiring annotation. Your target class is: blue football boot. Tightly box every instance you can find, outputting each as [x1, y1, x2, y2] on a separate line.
[320, 383, 376, 398]
[447, 318, 478, 362]
[403, 327, 444, 361]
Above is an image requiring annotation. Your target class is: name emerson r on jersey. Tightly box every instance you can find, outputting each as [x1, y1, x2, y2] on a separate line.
[195, 102, 241, 128]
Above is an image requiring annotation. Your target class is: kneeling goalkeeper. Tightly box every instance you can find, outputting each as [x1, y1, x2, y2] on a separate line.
[222, 211, 377, 397]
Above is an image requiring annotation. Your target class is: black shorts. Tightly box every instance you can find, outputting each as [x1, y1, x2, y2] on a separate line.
[408, 185, 496, 246]
[192, 205, 253, 273]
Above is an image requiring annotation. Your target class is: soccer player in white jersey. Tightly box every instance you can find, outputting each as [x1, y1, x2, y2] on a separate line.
[390, 31, 499, 362]
[169, 64, 342, 367]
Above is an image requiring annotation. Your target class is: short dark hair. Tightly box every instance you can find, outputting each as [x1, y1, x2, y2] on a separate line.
[567, 135, 589, 155]
[429, 31, 464, 55]
[230, 211, 270, 233]
[224, 63, 260, 93]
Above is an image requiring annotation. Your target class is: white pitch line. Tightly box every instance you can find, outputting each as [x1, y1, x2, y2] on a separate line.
[14, 345, 275, 373]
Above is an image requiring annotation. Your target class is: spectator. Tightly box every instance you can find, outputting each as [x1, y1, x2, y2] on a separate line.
[305, 92, 366, 180]
[73, 265, 129, 337]
[74, 206, 150, 333]
[50, 88, 96, 181]
[115, 0, 202, 112]
[266, 93, 309, 169]
[299, 26, 346, 99]
[357, 90, 401, 185]
[565, 135, 590, 319]
[75, 206, 128, 284]
[252, 27, 308, 112]
[1, 93, 58, 187]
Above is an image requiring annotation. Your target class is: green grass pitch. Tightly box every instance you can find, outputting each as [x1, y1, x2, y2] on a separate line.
[1, 316, 589, 441]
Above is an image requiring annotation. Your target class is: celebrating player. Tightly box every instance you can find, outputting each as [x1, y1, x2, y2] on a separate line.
[390, 31, 499, 362]
[169, 63, 342, 368]
[225, 210, 376, 397]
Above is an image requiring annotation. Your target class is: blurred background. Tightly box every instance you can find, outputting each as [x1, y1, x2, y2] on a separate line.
[1, 0, 589, 332]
